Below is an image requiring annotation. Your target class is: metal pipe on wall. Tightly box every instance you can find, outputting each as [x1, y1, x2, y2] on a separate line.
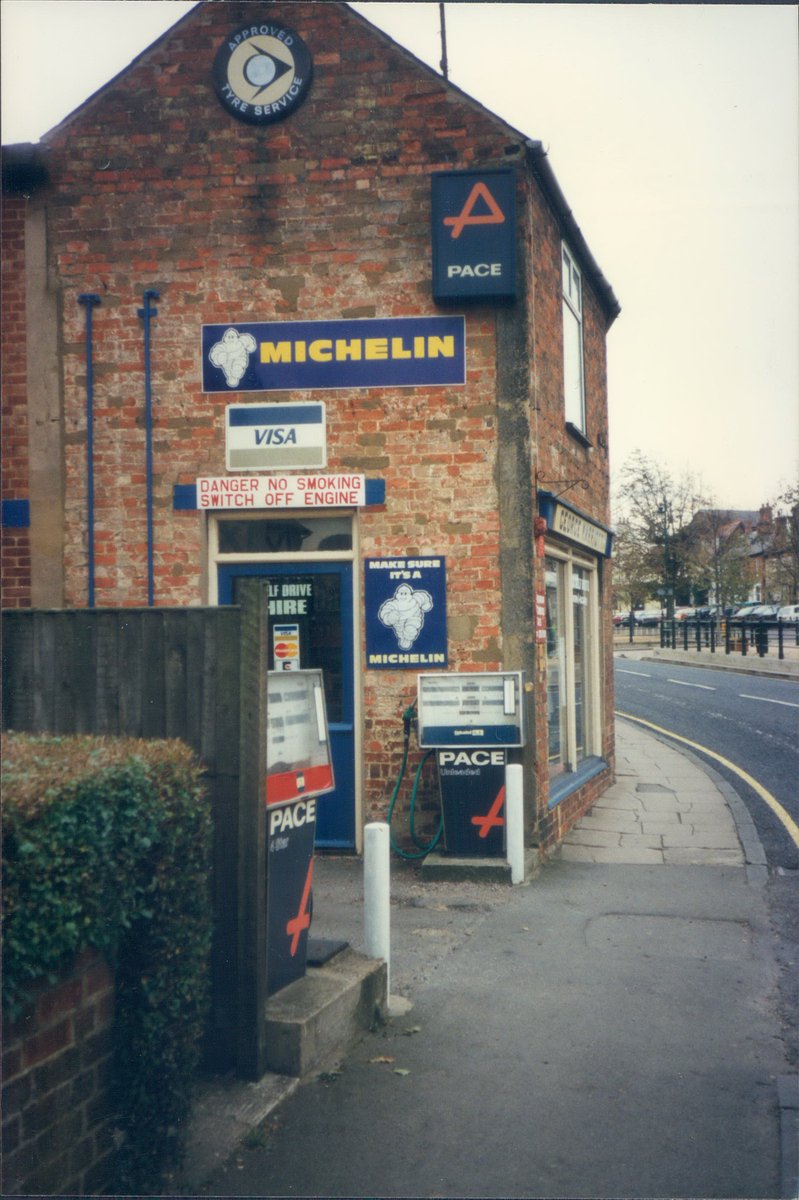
[78, 293, 101, 607]
[138, 289, 159, 606]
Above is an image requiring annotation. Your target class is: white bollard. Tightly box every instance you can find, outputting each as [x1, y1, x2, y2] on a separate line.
[364, 821, 391, 996]
[505, 764, 525, 885]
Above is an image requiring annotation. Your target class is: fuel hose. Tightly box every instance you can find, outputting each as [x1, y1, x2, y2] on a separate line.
[386, 701, 444, 859]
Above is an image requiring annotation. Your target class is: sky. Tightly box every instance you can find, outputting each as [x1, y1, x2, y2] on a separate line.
[2, 1, 797, 514]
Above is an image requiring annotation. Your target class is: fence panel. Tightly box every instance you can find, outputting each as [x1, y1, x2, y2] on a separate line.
[1, 600, 270, 1076]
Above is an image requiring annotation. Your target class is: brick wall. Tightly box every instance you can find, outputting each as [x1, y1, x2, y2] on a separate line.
[5, 0, 617, 847]
[528, 176, 616, 844]
[0, 192, 31, 607]
[33, 2, 520, 619]
[2, 950, 116, 1196]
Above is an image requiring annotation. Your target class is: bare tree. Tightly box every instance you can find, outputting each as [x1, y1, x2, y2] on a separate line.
[614, 451, 710, 618]
[688, 507, 750, 609]
[763, 481, 799, 602]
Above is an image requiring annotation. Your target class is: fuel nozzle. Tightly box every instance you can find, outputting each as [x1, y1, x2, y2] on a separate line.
[402, 698, 418, 747]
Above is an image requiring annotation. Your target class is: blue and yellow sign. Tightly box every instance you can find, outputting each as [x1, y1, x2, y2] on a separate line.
[202, 316, 465, 393]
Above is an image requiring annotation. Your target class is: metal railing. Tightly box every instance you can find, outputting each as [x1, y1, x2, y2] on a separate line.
[614, 615, 799, 661]
[659, 617, 799, 661]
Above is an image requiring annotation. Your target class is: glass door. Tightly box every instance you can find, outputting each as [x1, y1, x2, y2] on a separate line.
[218, 561, 356, 849]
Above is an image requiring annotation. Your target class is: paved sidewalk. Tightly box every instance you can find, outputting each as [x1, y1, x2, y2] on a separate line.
[562, 719, 745, 866]
[187, 718, 796, 1200]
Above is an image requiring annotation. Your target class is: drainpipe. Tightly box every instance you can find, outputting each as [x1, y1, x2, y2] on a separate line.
[138, 289, 159, 606]
[78, 293, 101, 607]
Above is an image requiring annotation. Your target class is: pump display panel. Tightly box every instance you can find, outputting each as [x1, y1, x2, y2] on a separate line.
[416, 671, 526, 748]
[266, 669, 335, 806]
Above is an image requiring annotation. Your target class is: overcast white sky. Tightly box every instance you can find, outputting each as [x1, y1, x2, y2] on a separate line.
[2, 1, 797, 513]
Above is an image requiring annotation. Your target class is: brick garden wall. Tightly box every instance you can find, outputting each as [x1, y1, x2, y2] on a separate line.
[2, 951, 116, 1196]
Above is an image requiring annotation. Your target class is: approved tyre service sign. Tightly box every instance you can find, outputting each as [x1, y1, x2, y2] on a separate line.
[213, 21, 313, 125]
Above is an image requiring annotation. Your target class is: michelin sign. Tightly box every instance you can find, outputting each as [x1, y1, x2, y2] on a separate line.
[203, 316, 465, 393]
[364, 557, 448, 669]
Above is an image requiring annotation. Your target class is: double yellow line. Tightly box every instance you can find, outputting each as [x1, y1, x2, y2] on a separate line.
[616, 710, 799, 851]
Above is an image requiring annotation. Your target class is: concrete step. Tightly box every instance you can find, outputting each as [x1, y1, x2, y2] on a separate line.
[263, 947, 387, 1077]
[419, 846, 540, 883]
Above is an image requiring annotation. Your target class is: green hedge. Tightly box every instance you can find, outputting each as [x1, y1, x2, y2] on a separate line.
[2, 733, 213, 1193]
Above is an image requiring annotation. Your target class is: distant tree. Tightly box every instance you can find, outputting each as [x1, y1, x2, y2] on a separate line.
[687, 508, 750, 609]
[763, 481, 799, 602]
[612, 517, 654, 611]
[614, 451, 710, 617]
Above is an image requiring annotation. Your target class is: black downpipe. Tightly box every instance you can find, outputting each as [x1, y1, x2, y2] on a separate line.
[78, 294, 101, 607]
[138, 290, 159, 607]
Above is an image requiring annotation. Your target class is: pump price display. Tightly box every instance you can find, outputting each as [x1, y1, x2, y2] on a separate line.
[417, 671, 526, 748]
[266, 669, 335, 806]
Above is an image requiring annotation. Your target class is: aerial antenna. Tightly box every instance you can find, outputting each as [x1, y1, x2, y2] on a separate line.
[439, 2, 449, 80]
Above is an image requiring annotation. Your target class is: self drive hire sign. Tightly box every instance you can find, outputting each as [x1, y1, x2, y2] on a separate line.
[432, 169, 517, 302]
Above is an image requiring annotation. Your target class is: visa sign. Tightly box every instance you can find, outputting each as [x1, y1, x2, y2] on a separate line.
[226, 402, 326, 470]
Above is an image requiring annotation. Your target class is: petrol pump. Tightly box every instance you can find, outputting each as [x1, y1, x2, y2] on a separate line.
[265, 669, 334, 994]
[415, 671, 527, 857]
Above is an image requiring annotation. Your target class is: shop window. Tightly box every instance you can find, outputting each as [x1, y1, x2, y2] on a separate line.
[545, 552, 600, 787]
[562, 243, 585, 434]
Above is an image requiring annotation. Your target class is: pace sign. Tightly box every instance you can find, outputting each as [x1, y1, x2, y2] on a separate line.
[432, 169, 517, 302]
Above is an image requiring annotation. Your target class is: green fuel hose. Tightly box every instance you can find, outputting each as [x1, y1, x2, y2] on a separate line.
[386, 702, 444, 859]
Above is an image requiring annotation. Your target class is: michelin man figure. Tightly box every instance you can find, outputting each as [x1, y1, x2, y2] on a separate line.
[378, 583, 433, 650]
[208, 327, 257, 388]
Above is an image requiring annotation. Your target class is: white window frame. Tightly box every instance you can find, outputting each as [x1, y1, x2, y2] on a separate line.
[562, 242, 586, 433]
[545, 544, 601, 777]
[207, 510, 356, 604]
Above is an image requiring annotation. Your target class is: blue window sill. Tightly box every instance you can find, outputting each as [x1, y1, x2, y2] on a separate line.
[549, 756, 608, 808]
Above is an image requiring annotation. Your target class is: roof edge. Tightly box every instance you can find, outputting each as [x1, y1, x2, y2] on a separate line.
[525, 140, 621, 325]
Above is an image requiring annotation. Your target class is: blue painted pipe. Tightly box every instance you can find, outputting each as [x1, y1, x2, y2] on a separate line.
[78, 294, 101, 607]
[138, 289, 159, 606]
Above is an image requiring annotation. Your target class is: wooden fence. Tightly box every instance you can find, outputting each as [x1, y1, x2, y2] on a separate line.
[1, 582, 272, 1078]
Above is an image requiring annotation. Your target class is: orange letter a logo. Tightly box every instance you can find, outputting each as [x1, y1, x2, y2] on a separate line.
[286, 858, 314, 956]
[444, 182, 506, 240]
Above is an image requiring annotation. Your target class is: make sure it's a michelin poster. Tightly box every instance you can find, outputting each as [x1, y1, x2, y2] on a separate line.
[365, 558, 447, 669]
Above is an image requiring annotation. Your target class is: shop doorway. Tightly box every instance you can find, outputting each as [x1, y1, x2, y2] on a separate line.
[218, 561, 356, 848]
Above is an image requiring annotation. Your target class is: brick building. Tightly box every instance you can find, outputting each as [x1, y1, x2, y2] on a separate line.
[1, 1, 619, 857]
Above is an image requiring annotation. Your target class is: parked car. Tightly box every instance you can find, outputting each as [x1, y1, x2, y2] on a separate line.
[732, 603, 761, 620]
[673, 607, 696, 622]
[741, 604, 780, 622]
[616, 611, 640, 627]
[777, 605, 799, 623]
[636, 610, 662, 626]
